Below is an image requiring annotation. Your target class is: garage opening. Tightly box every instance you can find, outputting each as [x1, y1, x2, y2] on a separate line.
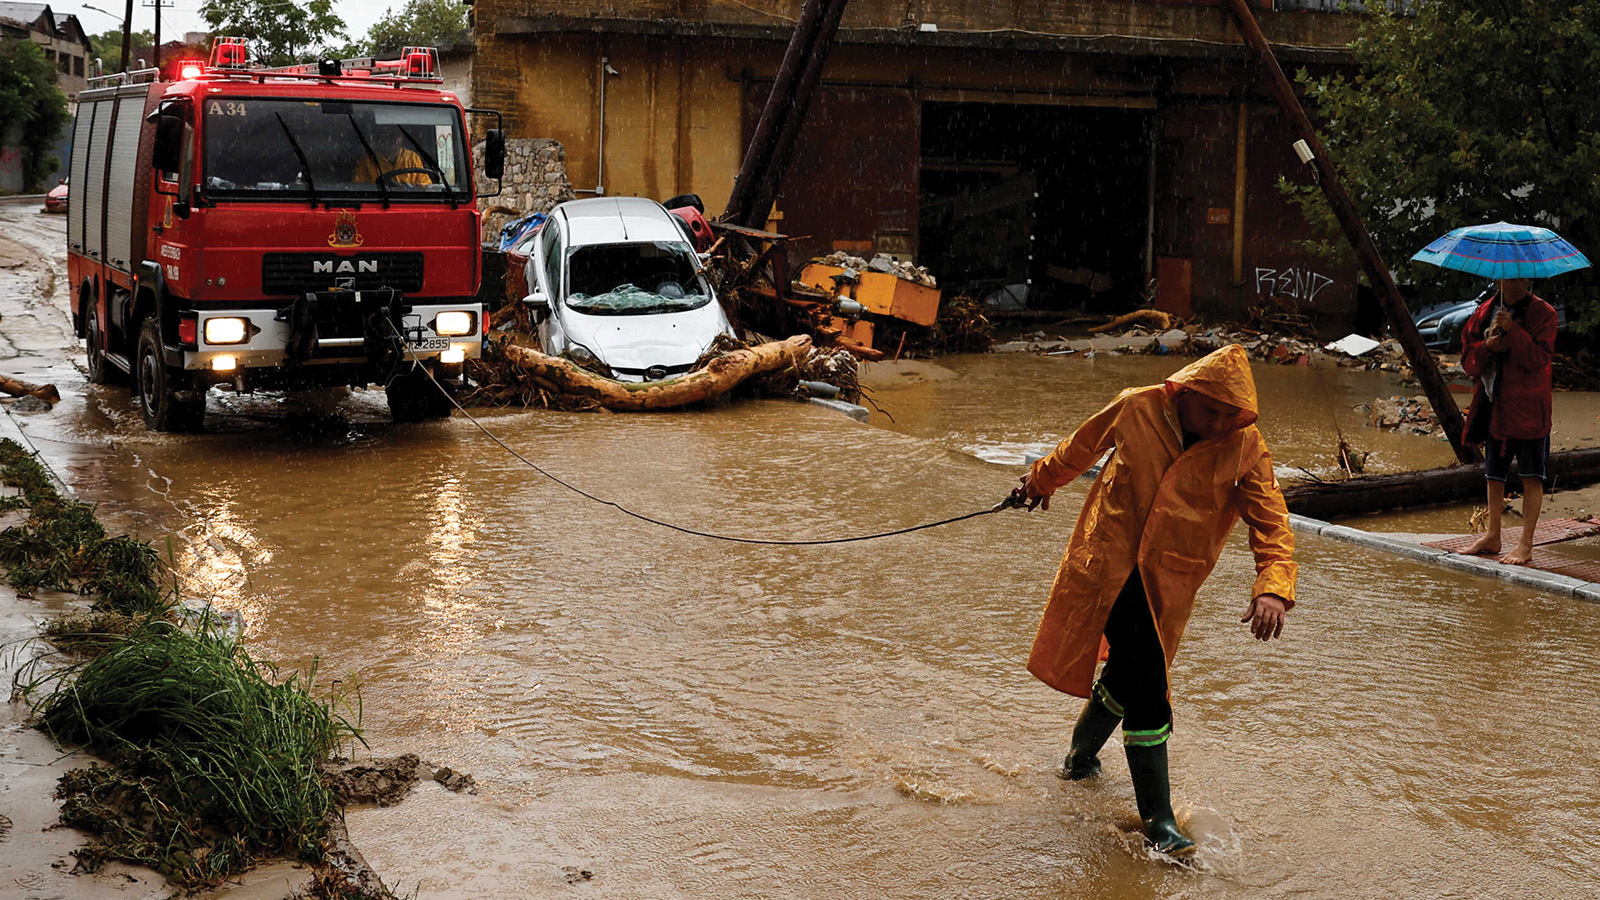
[918, 101, 1153, 313]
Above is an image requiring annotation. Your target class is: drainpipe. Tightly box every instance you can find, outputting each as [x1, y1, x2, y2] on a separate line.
[1232, 101, 1247, 286]
[575, 55, 619, 195]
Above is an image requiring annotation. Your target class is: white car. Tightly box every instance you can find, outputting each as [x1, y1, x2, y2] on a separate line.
[523, 197, 734, 381]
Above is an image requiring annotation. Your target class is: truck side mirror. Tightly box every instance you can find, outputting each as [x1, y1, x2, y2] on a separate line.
[485, 129, 505, 181]
[153, 114, 183, 173]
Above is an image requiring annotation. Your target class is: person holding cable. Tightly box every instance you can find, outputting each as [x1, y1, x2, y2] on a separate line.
[1458, 277, 1558, 566]
[1011, 344, 1297, 858]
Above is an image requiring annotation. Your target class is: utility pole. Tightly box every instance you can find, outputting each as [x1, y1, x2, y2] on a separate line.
[120, 0, 133, 71]
[1220, 0, 1479, 465]
[142, 0, 166, 72]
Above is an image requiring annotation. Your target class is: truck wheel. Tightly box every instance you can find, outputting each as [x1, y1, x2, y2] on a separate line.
[135, 319, 204, 432]
[84, 308, 127, 385]
[385, 367, 453, 422]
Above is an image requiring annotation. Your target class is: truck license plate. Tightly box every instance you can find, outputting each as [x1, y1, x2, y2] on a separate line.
[409, 337, 449, 352]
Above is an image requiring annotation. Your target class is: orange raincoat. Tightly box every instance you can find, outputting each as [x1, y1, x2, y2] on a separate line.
[1026, 344, 1297, 697]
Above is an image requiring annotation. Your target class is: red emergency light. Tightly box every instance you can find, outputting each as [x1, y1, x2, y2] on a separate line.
[210, 37, 248, 69]
[177, 59, 204, 80]
[400, 46, 438, 79]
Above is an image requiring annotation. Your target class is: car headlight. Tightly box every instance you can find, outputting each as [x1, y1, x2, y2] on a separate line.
[567, 343, 600, 366]
[203, 317, 249, 345]
[433, 310, 476, 337]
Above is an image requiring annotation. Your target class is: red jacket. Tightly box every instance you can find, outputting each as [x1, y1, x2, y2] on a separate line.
[1460, 292, 1556, 440]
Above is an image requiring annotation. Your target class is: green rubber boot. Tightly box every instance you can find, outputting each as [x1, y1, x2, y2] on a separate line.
[1123, 738, 1196, 858]
[1062, 684, 1123, 780]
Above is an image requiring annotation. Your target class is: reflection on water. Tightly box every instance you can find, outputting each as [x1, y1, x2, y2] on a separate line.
[54, 357, 1600, 899]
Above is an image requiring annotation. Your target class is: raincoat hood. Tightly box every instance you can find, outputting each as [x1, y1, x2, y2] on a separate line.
[1163, 344, 1259, 430]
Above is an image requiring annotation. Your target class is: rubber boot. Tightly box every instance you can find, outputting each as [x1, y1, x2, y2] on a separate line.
[1062, 693, 1122, 780]
[1124, 741, 1196, 858]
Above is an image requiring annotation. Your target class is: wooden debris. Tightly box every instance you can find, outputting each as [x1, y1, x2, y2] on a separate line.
[1087, 309, 1173, 334]
[1284, 447, 1600, 518]
[0, 374, 59, 405]
[495, 335, 813, 411]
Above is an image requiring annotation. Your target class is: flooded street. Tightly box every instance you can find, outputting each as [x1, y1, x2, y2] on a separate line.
[5, 204, 1600, 898]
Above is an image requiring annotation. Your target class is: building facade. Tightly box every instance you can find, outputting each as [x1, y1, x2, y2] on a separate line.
[0, 3, 91, 100]
[472, 0, 1367, 326]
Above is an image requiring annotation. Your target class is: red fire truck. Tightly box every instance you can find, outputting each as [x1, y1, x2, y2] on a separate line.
[66, 40, 505, 430]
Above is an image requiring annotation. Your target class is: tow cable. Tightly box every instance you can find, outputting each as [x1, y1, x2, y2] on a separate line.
[386, 329, 1030, 546]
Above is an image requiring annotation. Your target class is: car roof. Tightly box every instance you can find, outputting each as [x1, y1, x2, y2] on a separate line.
[557, 197, 687, 247]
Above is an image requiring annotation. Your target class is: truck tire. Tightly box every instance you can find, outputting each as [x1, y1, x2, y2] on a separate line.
[385, 367, 453, 422]
[84, 307, 126, 385]
[135, 319, 204, 432]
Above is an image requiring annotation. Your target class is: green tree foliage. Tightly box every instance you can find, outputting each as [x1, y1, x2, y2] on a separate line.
[198, 0, 347, 66]
[0, 39, 70, 191]
[367, 0, 470, 55]
[88, 28, 154, 68]
[1289, 1, 1600, 330]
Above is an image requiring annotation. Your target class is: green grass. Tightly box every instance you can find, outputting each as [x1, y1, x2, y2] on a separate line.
[2, 439, 366, 887]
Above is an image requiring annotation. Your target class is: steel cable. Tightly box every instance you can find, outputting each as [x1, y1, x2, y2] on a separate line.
[387, 326, 1013, 545]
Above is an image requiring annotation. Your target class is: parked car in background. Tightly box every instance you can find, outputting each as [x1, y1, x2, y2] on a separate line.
[1413, 281, 1568, 353]
[42, 179, 67, 214]
[523, 197, 734, 382]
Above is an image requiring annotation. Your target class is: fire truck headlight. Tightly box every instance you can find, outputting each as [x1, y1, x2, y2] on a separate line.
[433, 311, 475, 336]
[440, 345, 467, 365]
[203, 317, 249, 345]
[211, 355, 237, 372]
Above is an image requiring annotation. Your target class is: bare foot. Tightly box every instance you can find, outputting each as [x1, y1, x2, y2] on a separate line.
[1502, 542, 1534, 566]
[1461, 532, 1501, 556]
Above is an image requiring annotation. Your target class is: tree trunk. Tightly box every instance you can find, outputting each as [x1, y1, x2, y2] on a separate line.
[1284, 448, 1600, 519]
[498, 336, 812, 411]
[0, 375, 59, 404]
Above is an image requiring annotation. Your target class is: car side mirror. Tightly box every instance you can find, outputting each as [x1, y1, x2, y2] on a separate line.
[485, 129, 505, 181]
[172, 200, 190, 220]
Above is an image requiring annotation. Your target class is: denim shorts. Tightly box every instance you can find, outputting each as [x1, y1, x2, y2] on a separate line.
[1485, 435, 1551, 486]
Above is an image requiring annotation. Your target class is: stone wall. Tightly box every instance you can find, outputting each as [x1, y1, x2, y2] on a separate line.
[474, 137, 576, 244]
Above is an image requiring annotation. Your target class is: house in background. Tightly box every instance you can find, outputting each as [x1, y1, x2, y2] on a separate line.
[1, 3, 91, 190]
[472, 0, 1368, 327]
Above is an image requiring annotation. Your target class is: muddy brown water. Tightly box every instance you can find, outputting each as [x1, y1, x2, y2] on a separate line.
[36, 350, 1600, 898]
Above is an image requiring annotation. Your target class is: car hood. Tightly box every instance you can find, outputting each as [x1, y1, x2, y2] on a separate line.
[562, 301, 732, 372]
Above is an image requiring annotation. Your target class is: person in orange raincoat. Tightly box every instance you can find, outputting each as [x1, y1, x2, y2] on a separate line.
[1013, 343, 1297, 857]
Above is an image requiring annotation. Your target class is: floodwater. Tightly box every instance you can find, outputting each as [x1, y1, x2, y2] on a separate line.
[38, 347, 1600, 898]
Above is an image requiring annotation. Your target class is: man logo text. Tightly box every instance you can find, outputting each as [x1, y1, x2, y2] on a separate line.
[313, 260, 378, 275]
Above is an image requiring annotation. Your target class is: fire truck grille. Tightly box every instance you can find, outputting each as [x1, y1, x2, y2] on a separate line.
[262, 252, 425, 295]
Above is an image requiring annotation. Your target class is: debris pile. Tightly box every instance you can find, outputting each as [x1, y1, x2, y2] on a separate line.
[815, 251, 937, 287]
[1356, 395, 1447, 438]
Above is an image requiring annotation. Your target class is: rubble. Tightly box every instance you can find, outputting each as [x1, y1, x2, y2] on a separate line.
[815, 251, 938, 288]
[1356, 395, 1448, 438]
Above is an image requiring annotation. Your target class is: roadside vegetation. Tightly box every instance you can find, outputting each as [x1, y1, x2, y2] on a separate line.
[1, 438, 380, 895]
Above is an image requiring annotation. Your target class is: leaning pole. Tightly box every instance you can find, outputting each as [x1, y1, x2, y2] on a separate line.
[1221, 0, 1480, 465]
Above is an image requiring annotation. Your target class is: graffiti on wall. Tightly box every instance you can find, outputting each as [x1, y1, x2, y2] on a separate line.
[1254, 266, 1335, 304]
[0, 145, 24, 193]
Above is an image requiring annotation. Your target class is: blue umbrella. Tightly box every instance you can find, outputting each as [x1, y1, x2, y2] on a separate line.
[1411, 220, 1591, 279]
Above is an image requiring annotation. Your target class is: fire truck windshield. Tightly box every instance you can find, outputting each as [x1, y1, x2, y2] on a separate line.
[201, 98, 469, 203]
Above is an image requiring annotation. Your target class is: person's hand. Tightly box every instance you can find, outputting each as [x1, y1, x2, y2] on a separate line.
[1014, 472, 1051, 511]
[1241, 594, 1287, 641]
[1492, 308, 1514, 332]
[1484, 329, 1507, 351]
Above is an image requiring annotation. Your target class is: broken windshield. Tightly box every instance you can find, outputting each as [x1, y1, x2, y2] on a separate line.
[565, 242, 710, 315]
[201, 98, 467, 202]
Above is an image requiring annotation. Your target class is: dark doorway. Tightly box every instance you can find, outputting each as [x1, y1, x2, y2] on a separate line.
[919, 102, 1152, 311]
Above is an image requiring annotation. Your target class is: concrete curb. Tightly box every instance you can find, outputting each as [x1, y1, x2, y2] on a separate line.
[1291, 513, 1600, 602]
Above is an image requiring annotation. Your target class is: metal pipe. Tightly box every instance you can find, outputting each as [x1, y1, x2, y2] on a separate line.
[1232, 101, 1247, 286]
[575, 54, 617, 195]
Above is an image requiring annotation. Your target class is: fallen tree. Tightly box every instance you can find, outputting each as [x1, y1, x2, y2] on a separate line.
[0, 374, 60, 404]
[497, 335, 813, 411]
[1284, 447, 1600, 519]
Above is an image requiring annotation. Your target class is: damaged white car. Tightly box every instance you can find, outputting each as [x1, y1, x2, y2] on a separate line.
[523, 197, 735, 381]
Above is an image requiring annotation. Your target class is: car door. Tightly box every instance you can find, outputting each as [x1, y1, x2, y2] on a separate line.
[534, 218, 567, 353]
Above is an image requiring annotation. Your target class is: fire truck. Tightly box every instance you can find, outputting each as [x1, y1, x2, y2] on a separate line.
[66, 39, 505, 430]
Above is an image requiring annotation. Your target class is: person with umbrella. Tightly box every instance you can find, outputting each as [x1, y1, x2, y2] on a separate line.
[1412, 222, 1588, 565]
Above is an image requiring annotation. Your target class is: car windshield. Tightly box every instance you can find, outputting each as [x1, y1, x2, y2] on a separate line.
[565, 242, 709, 314]
[202, 98, 468, 202]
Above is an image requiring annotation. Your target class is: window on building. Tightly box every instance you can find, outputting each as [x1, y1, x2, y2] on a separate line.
[74, 55, 83, 76]
[59, 53, 71, 74]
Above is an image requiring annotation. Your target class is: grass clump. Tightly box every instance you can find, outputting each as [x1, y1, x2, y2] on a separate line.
[30, 617, 361, 883]
[0, 439, 171, 616]
[2, 438, 369, 888]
